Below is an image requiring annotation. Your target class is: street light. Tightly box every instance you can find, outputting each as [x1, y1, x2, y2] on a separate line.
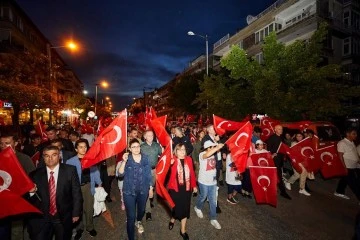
[95, 81, 109, 116]
[187, 31, 209, 76]
[47, 41, 78, 124]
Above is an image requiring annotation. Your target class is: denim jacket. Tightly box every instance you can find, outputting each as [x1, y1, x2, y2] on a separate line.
[66, 155, 102, 196]
[119, 153, 152, 196]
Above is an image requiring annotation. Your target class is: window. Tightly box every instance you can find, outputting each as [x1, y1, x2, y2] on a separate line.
[255, 32, 260, 44]
[344, 11, 350, 27]
[269, 24, 274, 32]
[238, 40, 243, 49]
[260, 29, 264, 41]
[1, 7, 13, 21]
[17, 17, 23, 32]
[343, 38, 351, 55]
[265, 27, 269, 37]
[0, 29, 11, 43]
[255, 52, 263, 64]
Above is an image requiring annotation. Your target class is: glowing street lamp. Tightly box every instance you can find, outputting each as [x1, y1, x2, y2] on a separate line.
[95, 80, 109, 116]
[187, 31, 209, 75]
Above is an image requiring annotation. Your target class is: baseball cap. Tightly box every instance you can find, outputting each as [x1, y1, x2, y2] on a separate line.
[204, 140, 217, 149]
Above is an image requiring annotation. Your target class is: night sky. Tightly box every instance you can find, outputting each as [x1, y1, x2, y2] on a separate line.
[17, 0, 274, 110]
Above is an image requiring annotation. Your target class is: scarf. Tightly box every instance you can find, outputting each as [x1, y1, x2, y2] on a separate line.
[177, 158, 190, 191]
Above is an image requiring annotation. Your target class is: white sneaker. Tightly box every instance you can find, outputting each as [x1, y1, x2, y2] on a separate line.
[334, 192, 350, 200]
[284, 181, 291, 191]
[210, 220, 221, 229]
[299, 189, 311, 196]
[194, 207, 203, 219]
[135, 221, 144, 234]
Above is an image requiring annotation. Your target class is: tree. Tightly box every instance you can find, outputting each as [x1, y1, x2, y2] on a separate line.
[0, 51, 51, 125]
[168, 73, 201, 116]
[221, 22, 346, 121]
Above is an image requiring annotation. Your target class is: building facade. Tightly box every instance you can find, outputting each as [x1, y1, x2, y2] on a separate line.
[0, 0, 83, 125]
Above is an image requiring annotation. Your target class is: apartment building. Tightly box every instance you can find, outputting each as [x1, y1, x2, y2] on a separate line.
[0, 0, 83, 124]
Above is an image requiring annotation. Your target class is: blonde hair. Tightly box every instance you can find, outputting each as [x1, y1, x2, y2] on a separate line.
[174, 143, 186, 157]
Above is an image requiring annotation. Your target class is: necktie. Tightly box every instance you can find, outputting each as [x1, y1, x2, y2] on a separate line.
[49, 171, 57, 215]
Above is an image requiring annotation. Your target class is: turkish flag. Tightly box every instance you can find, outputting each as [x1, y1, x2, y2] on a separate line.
[276, 142, 291, 155]
[225, 121, 253, 173]
[249, 166, 278, 207]
[0, 147, 35, 196]
[260, 117, 280, 142]
[155, 144, 175, 208]
[97, 117, 105, 135]
[250, 152, 275, 167]
[0, 191, 41, 218]
[151, 116, 171, 147]
[82, 110, 127, 169]
[290, 138, 321, 173]
[31, 151, 40, 167]
[35, 119, 48, 142]
[189, 133, 196, 144]
[185, 114, 196, 123]
[213, 115, 247, 136]
[316, 145, 348, 178]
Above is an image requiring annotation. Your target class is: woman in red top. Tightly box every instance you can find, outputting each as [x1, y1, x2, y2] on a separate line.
[168, 143, 197, 240]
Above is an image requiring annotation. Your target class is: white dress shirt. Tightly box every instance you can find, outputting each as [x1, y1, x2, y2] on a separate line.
[46, 164, 60, 190]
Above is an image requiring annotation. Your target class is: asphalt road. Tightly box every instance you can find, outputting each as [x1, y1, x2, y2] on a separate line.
[81, 175, 358, 240]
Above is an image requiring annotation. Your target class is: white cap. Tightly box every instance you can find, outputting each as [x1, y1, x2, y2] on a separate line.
[204, 140, 217, 149]
[255, 140, 264, 145]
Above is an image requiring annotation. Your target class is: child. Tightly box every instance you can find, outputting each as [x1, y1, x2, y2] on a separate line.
[225, 153, 242, 204]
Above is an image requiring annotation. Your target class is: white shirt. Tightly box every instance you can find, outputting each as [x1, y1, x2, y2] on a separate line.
[198, 152, 217, 186]
[46, 164, 60, 190]
[225, 154, 241, 186]
[337, 138, 360, 169]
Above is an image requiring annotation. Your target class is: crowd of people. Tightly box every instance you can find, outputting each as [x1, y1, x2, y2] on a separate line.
[1, 119, 360, 240]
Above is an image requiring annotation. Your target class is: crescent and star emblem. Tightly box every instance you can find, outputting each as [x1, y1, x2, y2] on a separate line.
[257, 175, 271, 191]
[320, 151, 333, 166]
[301, 146, 315, 159]
[217, 121, 232, 129]
[262, 128, 271, 137]
[235, 133, 249, 147]
[258, 157, 269, 167]
[107, 126, 122, 145]
[156, 155, 167, 175]
[0, 170, 12, 192]
[262, 119, 269, 126]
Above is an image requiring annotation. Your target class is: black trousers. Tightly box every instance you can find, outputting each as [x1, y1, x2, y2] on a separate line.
[30, 214, 71, 240]
[274, 156, 286, 194]
[336, 168, 360, 201]
[100, 164, 111, 196]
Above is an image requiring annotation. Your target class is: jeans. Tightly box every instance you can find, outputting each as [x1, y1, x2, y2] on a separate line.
[123, 192, 148, 240]
[196, 183, 217, 220]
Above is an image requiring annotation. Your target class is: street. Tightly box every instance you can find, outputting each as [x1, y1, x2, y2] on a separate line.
[82, 176, 358, 240]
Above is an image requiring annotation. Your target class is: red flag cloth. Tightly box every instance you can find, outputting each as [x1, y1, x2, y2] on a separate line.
[81, 110, 127, 169]
[155, 144, 175, 208]
[0, 191, 41, 219]
[185, 114, 196, 123]
[198, 115, 203, 125]
[213, 115, 246, 136]
[276, 142, 291, 155]
[285, 121, 312, 132]
[276, 142, 303, 173]
[189, 133, 196, 144]
[260, 117, 280, 142]
[31, 151, 40, 167]
[151, 116, 171, 147]
[290, 138, 321, 173]
[35, 119, 48, 142]
[137, 112, 145, 125]
[0, 147, 35, 196]
[97, 117, 104, 135]
[225, 121, 253, 173]
[249, 166, 278, 207]
[145, 107, 157, 129]
[316, 145, 348, 178]
[250, 152, 275, 167]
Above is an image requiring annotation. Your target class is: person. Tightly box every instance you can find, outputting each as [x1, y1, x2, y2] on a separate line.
[168, 144, 197, 240]
[22, 133, 42, 158]
[251, 126, 262, 144]
[128, 128, 142, 144]
[0, 132, 36, 240]
[334, 127, 360, 201]
[27, 145, 83, 240]
[69, 131, 80, 148]
[194, 140, 224, 230]
[58, 129, 75, 152]
[66, 139, 102, 239]
[116, 154, 126, 211]
[118, 139, 152, 240]
[266, 125, 292, 200]
[140, 130, 163, 221]
[192, 130, 205, 177]
[225, 153, 241, 204]
[50, 139, 76, 164]
[172, 126, 193, 155]
[283, 133, 311, 196]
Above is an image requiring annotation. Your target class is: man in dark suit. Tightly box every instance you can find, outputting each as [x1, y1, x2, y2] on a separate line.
[27, 145, 83, 240]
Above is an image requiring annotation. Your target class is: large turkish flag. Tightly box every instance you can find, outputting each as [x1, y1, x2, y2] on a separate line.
[249, 166, 278, 207]
[260, 117, 280, 142]
[155, 144, 175, 208]
[82, 110, 127, 169]
[290, 138, 322, 173]
[213, 115, 246, 136]
[316, 145, 348, 178]
[225, 121, 253, 173]
[250, 152, 275, 167]
[151, 116, 171, 147]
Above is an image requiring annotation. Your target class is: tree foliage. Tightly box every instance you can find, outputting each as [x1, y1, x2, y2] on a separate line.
[220, 22, 346, 121]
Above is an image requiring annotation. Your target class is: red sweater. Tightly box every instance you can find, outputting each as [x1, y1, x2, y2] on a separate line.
[167, 156, 197, 192]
